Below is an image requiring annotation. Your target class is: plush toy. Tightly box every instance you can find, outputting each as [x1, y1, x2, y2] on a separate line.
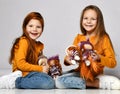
[48, 55, 62, 79]
[38, 55, 48, 66]
[38, 55, 62, 79]
[64, 45, 80, 65]
[79, 40, 103, 81]
[64, 40, 103, 81]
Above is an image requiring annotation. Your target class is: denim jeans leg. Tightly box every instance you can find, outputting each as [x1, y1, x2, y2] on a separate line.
[55, 72, 86, 89]
[15, 72, 55, 89]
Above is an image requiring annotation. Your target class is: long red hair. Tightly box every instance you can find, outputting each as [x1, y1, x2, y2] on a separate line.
[9, 12, 44, 64]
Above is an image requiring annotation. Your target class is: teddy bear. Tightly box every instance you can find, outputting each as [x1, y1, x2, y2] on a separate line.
[64, 45, 80, 66]
[38, 55, 62, 79]
[79, 40, 100, 66]
[64, 40, 103, 81]
[47, 55, 62, 79]
[79, 40, 103, 81]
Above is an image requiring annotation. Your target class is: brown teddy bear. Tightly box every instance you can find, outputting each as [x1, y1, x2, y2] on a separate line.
[64, 45, 80, 66]
[38, 55, 62, 79]
[64, 40, 103, 81]
[79, 40, 103, 81]
[48, 55, 62, 79]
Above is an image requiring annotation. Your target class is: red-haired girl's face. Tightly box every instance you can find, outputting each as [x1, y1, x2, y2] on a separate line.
[26, 19, 43, 40]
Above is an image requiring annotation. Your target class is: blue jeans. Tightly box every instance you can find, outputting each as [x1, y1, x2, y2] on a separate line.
[15, 72, 55, 89]
[55, 71, 86, 89]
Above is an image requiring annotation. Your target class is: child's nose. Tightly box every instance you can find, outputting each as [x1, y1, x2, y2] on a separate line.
[33, 26, 37, 31]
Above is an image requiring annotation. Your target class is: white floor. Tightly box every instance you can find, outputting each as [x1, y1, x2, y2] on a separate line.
[0, 89, 120, 94]
[0, 68, 120, 94]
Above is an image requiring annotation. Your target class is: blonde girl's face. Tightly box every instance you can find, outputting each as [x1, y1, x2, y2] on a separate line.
[26, 19, 43, 40]
[82, 9, 97, 34]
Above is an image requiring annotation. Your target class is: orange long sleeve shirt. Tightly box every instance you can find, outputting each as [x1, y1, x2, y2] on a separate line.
[12, 37, 44, 76]
[73, 34, 116, 71]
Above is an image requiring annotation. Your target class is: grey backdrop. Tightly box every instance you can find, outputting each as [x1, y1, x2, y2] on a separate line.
[0, 0, 120, 78]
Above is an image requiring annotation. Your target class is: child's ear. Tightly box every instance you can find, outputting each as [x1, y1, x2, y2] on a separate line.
[65, 45, 77, 54]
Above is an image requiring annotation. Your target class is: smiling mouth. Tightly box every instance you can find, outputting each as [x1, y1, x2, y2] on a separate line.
[85, 25, 93, 27]
[30, 32, 38, 36]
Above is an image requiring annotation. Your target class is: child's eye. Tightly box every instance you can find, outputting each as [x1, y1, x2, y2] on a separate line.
[37, 26, 42, 28]
[91, 18, 97, 20]
[92, 19, 96, 20]
[83, 17, 88, 20]
[28, 25, 33, 27]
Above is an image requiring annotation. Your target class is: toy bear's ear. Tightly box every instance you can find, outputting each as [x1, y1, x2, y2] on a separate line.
[48, 55, 59, 62]
[65, 45, 77, 55]
[38, 55, 47, 66]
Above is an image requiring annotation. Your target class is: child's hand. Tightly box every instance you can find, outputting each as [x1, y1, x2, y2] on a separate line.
[91, 52, 100, 61]
[42, 64, 49, 74]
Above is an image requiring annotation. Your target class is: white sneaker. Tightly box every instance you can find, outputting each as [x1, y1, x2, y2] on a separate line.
[97, 74, 120, 90]
[0, 70, 22, 89]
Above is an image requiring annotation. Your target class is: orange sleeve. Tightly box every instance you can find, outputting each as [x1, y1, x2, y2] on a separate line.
[14, 38, 43, 73]
[100, 36, 117, 68]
